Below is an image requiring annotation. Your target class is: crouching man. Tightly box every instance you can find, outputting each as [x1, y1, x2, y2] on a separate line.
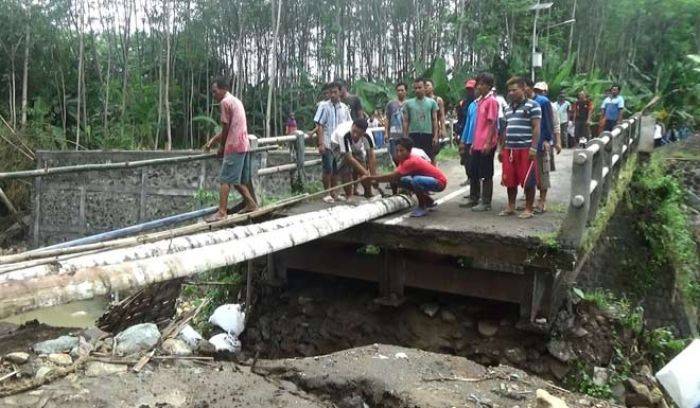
[362, 137, 446, 217]
[330, 118, 378, 199]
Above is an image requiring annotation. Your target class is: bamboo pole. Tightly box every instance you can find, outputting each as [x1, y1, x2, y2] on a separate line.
[0, 205, 355, 283]
[0, 195, 413, 319]
[0, 192, 311, 267]
[0, 146, 278, 180]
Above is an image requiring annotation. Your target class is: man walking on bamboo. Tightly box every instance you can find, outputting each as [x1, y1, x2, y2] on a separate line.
[204, 77, 258, 222]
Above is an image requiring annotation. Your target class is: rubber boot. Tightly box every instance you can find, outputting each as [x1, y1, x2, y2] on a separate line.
[472, 179, 493, 212]
[460, 177, 480, 208]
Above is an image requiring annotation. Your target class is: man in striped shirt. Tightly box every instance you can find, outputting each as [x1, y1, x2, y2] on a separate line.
[499, 76, 541, 219]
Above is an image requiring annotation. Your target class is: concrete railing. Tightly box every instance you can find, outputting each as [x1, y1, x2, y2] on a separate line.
[559, 99, 658, 248]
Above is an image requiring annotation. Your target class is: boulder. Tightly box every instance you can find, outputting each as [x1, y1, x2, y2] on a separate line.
[70, 336, 94, 359]
[4, 352, 30, 365]
[194, 339, 216, 355]
[420, 303, 439, 318]
[548, 359, 571, 381]
[546, 339, 575, 363]
[85, 361, 128, 377]
[477, 320, 499, 337]
[592, 366, 608, 386]
[625, 378, 653, 407]
[48, 353, 73, 366]
[504, 347, 527, 365]
[33, 336, 79, 354]
[162, 338, 192, 356]
[114, 323, 160, 356]
[536, 389, 569, 408]
[440, 310, 456, 322]
[35, 366, 54, 380]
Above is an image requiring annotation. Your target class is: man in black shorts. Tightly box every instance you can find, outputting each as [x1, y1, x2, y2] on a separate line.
[402, 78, 439, 162]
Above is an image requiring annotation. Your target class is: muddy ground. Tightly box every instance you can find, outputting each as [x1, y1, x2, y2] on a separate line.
[243, 272, 565, 380]
[1, 344, 609, 408]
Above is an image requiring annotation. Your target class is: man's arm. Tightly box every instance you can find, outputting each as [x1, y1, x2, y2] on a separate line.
[402, 108, 410, 138]
[343, 153, 370, 176]
[616, 98, 624, 123]
[367, 149, 377, 175]
[431, 108, 438, 144]
[529, 117, 541, 159]
[316, 124, 325, 152]
[384, 104, 391, 141]
[365, 170, 401, 184]
[437, 97, 446, 135]
[206, 120, 230, 149]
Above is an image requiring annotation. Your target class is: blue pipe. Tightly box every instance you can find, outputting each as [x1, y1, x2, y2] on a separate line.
[41, 205, 224, 250]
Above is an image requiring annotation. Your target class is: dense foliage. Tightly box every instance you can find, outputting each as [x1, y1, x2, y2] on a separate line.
[0, 0, 698, 154]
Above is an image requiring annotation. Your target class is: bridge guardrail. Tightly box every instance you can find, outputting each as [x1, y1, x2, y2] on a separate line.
[559, 96, 659, 248]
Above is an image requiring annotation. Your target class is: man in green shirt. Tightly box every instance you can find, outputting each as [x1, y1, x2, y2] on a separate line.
[402, 78, 439, 162]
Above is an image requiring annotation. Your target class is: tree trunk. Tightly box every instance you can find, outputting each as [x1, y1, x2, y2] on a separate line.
[75, 1, 85, 150]
[20, 26, 29, 129]
[0, 196, 412, 320]
[163, 0, 172, 150]
[265, 0, 283, 138]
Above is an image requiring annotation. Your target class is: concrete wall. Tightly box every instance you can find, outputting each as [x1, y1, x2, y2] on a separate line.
[31, 150, 308, 247]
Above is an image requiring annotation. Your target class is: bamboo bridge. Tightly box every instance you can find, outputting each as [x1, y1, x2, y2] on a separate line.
[0, 103, 658, 328]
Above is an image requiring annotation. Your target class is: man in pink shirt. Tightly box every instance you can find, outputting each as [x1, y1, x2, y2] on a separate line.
[468, 73, 499, 212]
[204, 77, 258, 221]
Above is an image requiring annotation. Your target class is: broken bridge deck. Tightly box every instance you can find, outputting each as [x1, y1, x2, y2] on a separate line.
[273, 149, 578, 325]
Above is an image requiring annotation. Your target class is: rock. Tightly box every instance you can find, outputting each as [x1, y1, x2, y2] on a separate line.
[48, 353, 73, 366]
[536, 389, 569, 408]
[570, 326, 589, 338]
[592, 366, 608, 386]
[297, 296, 313, 305]
[528, 360, 549, 375]
[505, 347, 527, 364]
[420, 303, 440, 318]
[625, 378, 653, 406]
[70, 336, 94, 359]
[462, 317, 475, 328]
[85, 361, 128, 377]
[440, 310, 456, 322]
[35, 366, 54, 380]
[477, 320, 499, 337]
[4, 352, 30, 364]
[194, 339, 216, 355]
[114, 323, 160, 356]
[548, 359, 570, 380]
[546, 339, 575, 363]
[611, 382, 626, 402]
[162, 338, 192, 356]
[178, 325, 203, 348]
[33, 336, 79, 354]
[80, 327, 109, 345]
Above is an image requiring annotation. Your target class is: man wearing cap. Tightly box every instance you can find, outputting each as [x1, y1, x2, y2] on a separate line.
[532, 81, 561, 214]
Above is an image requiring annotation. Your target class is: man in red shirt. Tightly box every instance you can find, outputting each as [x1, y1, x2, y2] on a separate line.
[363, 137, 447, 217]
[466, 72, 500, 212]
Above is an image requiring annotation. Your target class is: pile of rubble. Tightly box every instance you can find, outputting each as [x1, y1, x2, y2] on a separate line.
[0, 303, 247, 396]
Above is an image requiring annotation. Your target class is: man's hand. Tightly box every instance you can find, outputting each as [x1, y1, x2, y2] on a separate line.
[528, 148, 537, 160]
[555, 142, 562, 154]
[458, 142, 465, 154]
[318, 144, 326, 155]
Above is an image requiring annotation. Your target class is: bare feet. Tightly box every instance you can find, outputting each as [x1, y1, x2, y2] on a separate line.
[237, 205, 259, 215]
[204, 211, 227, 223]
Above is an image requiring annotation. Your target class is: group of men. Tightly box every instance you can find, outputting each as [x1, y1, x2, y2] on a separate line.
[202, 75, 625, 222]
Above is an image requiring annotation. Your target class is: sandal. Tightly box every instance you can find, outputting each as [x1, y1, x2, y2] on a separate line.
[518, 211, 534, 219]
[498, 209, 515, 216]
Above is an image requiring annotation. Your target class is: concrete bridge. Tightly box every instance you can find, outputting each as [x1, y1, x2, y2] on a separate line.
[272, 111, 655, 327]
[0, 103, 656, 326]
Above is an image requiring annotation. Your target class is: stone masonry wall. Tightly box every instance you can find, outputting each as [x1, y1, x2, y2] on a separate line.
[32, 149, 306, 247]
[32, 148, 391, 247]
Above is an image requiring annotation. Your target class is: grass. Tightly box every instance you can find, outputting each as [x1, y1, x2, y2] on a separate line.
[628, 157, 700, 303]
[436, 144, 460, 161]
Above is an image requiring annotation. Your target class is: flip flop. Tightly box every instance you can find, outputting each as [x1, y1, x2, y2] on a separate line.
[518, 211, 534, 219]
[498, 209, 515, 216]
[410, 208, 429, 217]
[204, 213, 226, 223]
